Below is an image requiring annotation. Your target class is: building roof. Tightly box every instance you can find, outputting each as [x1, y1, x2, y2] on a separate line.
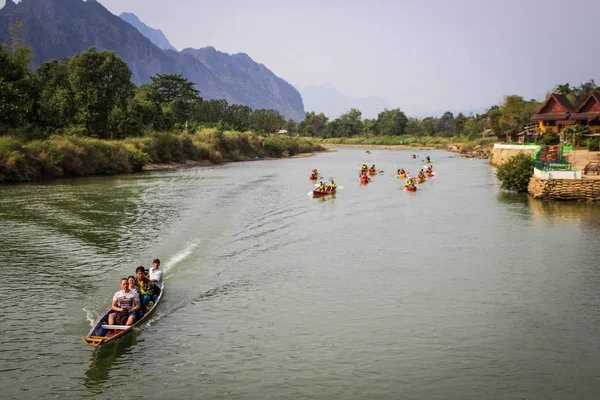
[535, 93, 575, 114]
[570, 111, 600, 121]
[575, 92, 600, 113]
[531, 112, 570, 121]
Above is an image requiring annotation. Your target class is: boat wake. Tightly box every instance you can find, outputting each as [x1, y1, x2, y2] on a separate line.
[83, 305, 99, 327]
[164, 239, 201, 273]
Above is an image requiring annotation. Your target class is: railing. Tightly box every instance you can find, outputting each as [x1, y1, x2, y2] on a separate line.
[535, 160, 572, 171]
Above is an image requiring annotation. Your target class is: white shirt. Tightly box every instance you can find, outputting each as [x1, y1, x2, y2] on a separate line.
[149, 267, 163, 288]
[112, 290, 140, 309]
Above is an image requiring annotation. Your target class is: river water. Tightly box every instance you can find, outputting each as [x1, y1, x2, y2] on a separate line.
[1, 146, 600, 399]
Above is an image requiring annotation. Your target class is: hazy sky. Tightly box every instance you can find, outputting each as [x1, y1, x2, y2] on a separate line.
[3, 0, 600, 115]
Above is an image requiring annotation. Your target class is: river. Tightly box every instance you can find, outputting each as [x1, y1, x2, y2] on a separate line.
[1, 146, 600, 399]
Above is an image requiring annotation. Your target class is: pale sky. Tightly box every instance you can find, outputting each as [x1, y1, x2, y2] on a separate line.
[3, 0, 600, 115]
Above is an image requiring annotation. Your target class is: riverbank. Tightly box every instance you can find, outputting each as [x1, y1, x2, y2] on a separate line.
[0, 130, 326, 183]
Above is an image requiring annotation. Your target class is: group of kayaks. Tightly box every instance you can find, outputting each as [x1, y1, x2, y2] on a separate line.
[310, 154, 437, 197]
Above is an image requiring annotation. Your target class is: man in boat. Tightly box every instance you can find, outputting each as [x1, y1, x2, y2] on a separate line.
[328, 179, 336, 191]
[361, 172, 369, 182]
[418, 171, 425, 180]
[311, 169, 318, 178]
[136, 266, 155, 309]
[108, 277, 141, 326]
[426, 156, 431, 163]
[318, 181, 326, 191]
[371, 164, 376, 172]
[361, 164, 368, 172]
[149, 258, 163, 289]
[399, 168, 406, 175]
[406, 179, 415, 187]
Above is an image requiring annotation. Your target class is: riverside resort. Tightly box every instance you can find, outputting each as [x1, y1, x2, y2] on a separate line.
[1, 1, 600, 399]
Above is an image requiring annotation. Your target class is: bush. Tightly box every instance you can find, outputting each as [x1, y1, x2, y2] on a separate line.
[496, 152, 534, 192]
[588, 138, 599, 151]
[537, 132, 560, 145]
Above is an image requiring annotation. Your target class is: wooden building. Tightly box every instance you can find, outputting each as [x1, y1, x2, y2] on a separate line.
[570, 92, 600, 133]
[530, 93, 575, 134]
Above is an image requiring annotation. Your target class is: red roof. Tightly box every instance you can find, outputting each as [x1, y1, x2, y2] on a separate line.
[535, 93, 575, 114]
[575, 92, 600, 113]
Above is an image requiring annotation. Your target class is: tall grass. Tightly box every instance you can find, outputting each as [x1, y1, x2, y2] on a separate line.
[319, 135, 499, 148]
[0, 129, 325, 183]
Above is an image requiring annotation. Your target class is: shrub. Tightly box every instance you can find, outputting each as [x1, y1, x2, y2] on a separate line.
[537, 132, 560, 145]
[588, 138, 599, 151]
[496, 152, 534, 192]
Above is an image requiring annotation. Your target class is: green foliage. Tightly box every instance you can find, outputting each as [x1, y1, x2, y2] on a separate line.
[588, 138, 599, 151]
[555, 80, 599, 108]
[376, 108, 408, 135]
[487, 95, 540, 141]
[146, 74, 201, 105]
[537, 132, 560, 145]
[67, 47, 134, 138]
[562, 124, 591, 147]
[496, 153, 534, 193]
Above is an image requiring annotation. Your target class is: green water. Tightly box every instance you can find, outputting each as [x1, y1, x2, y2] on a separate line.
[1, 147, 600, 399]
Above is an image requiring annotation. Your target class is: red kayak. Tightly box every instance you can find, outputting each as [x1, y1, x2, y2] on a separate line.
[313, 189, 336, 196]
[309, 175, 318, 180]
[360, 177, 369, 184]
[404, 185, 417, 192]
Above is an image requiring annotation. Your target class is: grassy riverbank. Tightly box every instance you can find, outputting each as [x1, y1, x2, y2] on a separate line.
[0, 129, 325, 183]
[319, 135, 499, 149]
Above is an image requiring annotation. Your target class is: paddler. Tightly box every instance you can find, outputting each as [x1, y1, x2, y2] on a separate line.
[318, 181, 326, 191]
[328, 179, 336, 191]
[406, 179, 415, 187]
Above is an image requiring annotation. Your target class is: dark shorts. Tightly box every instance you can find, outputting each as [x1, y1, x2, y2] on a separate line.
[109, 310, 137, 317]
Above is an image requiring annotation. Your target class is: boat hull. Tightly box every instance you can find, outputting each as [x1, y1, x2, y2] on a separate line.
[313, 189, 336, 196]
[404, 185, 417, 191]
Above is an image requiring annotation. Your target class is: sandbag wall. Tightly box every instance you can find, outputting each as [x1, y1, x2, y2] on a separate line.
[528, 176, 600, 201]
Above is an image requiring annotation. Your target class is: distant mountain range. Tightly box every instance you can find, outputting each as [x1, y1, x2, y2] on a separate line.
[0, 0, 305, 121]
[119, 12, 177, 52]
[300, 82, 391, 120]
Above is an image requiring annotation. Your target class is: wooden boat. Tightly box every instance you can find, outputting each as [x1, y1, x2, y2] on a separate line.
[82, 284, 165, 347]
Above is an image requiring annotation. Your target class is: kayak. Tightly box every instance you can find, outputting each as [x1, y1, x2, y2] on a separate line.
[360, 178, 369, 184]
[397, 173, 406, 178]
[417, 177, 425, 183]
[368, 171, 377, 175]
[309, 175, 318, 180]
[82, 283, 165, 347]
[313, 189, 336, 196]
[426, 172, 435, 177]
[404, 185, 417, 192]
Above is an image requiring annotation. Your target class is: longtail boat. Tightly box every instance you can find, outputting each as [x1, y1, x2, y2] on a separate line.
[82, 284, 165, 347]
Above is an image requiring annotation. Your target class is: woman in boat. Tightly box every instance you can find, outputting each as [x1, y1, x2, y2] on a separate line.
[128, 275, 145, 318]
[318, 181, 326, 191]
[328, 179, 336, 191]
[406, 179, 415, 187]
[135, 266, 155, 308]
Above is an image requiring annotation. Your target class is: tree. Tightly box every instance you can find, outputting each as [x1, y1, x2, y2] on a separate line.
[67, 47, 134, 138]
[298, 112, 330, 137]
[450, 112, 467, 135]
[146, 74, 201, 105]
[487, 95, 539, 141]
[496, 153, 534, 192]
[249, 109, 285, 133]
[376, 108, 407, 135]
[562, 124, 591, 147]
[34, 59, 75, 128]
[435, 111, 453, 133]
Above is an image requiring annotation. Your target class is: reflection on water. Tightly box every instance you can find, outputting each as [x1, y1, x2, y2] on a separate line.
[84, 332, 138, 392]
[527, 196, 600, 225]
